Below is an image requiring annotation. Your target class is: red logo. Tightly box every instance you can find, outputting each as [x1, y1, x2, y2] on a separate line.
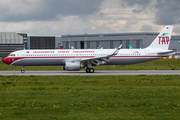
[158, 37, 169, 44]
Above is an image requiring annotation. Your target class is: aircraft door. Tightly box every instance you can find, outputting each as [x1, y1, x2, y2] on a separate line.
[145, 50, 149, 59]
[20, 51, 25, 60]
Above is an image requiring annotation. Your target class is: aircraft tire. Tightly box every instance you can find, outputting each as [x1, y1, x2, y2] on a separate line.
[21, 70, 25, 73]
[89, 68, 94, 73]
[86, 68, 90, 73]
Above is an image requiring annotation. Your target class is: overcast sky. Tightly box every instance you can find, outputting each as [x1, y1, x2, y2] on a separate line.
[0, 0, 179, 36]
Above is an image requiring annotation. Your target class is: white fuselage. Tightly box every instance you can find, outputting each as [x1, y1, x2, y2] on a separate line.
[3, 48, 167, 66]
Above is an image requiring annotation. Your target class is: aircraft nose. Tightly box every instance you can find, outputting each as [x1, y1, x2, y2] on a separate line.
[2, 57, 9, 65]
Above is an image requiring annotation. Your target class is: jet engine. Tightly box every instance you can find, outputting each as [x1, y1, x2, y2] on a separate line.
[62, 61, 84, 71]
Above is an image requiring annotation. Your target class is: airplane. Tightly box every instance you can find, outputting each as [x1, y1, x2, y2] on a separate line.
[3, 26, 175, 73]
[60, 45, 65, 49]
[97, 45, 102, 49]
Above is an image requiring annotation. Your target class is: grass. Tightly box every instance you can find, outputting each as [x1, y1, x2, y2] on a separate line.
[0, 75, 180, 119]
[1, 59, 180, 71]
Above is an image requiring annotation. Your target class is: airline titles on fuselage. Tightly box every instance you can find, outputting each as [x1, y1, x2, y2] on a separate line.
[31, 50, 95, 54]
[73, 51, 95, 53]
[33, 51, 55, 53]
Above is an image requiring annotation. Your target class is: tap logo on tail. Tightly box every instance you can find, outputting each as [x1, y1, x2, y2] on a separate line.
[158, 33, 169, 44]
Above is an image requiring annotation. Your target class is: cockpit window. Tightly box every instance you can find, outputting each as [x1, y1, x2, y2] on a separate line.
[9, 54, 15, 56]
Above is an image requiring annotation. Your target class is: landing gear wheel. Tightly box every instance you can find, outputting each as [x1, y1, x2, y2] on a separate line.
[86, 68, 90, 73]
[21, 66, 25, 73]
[89, 68, 94, 73]
[86, 68, 94, 73]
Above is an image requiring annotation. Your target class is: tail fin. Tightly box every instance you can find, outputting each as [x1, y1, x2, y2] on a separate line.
[128, 44, 133, 49]
[147, 26, 173, 50]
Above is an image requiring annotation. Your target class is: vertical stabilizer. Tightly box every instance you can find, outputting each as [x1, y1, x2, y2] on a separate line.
[147, 26, 173, 50]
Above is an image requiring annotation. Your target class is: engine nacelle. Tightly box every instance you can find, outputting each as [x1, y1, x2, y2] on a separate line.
[63, 61, 84, 71]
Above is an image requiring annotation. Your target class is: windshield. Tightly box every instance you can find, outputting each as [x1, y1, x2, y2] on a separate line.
[8, 54, 15, 57]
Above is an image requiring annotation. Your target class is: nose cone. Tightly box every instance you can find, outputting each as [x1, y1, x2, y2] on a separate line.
[3, 57, 11, 65]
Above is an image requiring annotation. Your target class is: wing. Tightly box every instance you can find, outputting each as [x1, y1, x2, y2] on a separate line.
[80, 44, 122, 66]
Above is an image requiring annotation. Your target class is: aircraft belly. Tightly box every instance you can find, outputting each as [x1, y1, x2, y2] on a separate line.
[12, 58, 65, 66]
[106, 57, 159, 65]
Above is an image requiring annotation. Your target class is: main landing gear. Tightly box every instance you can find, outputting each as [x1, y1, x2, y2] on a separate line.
[85, 68, 94, 73]
[21, 66, 25, 73]
[85, 63, 94, 73]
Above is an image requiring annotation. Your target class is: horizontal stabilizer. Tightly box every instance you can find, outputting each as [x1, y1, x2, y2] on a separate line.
[157, 50, 176, 55]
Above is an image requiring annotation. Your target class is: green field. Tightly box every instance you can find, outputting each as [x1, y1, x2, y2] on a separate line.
[0, 75, 180, 119]
[1, 59, 180, 71]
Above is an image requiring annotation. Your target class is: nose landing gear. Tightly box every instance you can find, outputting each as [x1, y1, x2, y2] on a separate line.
[21, 66, 25, 73]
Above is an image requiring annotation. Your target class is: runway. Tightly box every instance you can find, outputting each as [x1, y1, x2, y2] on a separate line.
[0, 70, 180, 76]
